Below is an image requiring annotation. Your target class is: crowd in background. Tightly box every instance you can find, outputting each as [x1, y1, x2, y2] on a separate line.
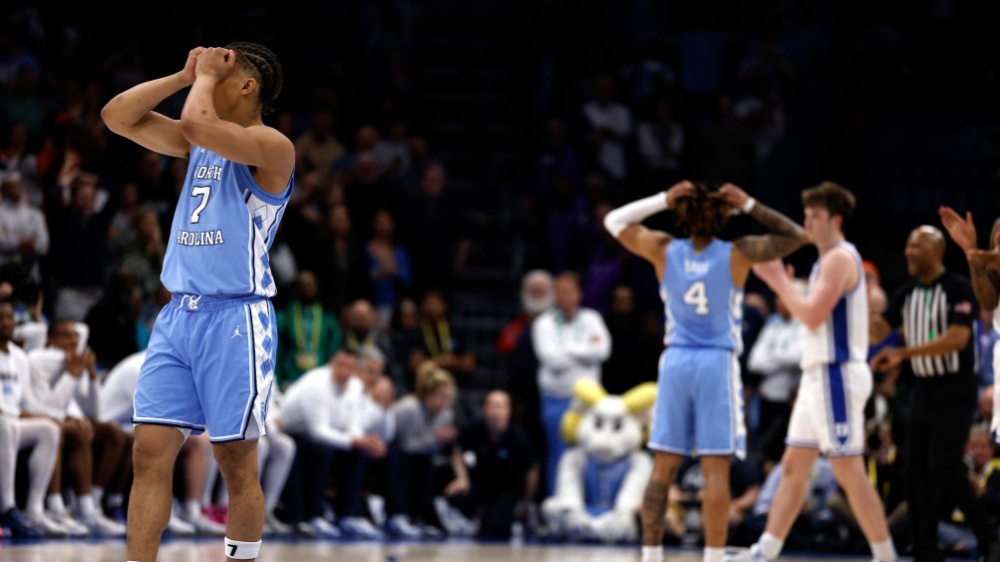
[0, 1, 998, 558]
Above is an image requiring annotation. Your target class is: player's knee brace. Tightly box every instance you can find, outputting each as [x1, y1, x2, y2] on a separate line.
[224, 537, 261, 560]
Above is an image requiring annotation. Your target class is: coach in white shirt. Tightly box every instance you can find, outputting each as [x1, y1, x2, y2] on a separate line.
[281, 349, 388, 538]
[531, 271, 611, 495]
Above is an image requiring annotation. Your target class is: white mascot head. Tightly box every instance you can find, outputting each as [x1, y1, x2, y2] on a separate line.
[564, 380, 652, 464]
[542, 378, 656, 543]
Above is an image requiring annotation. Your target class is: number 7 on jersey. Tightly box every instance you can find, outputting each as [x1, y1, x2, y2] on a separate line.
[190, 185, 211, 223]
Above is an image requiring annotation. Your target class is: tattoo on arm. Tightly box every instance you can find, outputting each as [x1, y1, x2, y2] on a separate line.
[970, 265, 1000, 311]
[641, 480, 669, 545]
[733, 202, 809, 262]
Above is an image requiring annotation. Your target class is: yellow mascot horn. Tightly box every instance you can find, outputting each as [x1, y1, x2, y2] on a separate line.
[622, 382, 657, 414]
[560, 379, 608, 445]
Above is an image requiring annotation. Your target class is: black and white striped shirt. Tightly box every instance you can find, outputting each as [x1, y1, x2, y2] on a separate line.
[883, 270, 978, 378]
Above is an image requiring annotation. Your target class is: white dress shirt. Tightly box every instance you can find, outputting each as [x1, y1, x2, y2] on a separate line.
[280, 366, 367, 449]
[532, 307, 612, 398]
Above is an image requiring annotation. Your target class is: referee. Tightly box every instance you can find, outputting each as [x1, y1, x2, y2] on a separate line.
[870, 225, 998, 562]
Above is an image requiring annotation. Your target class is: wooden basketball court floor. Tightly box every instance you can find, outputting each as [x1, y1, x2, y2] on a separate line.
[0, 538, 896, 562]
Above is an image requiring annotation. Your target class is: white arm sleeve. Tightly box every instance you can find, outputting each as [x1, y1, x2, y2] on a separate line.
[603, 193, 668, 238]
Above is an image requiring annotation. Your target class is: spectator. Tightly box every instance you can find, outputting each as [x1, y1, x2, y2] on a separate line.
[387, 363, 458, 537]
[580, 73, 632, 181]
[366, 209, 413, 328]
[403, 164, 470, 296]
[0, 171, 48, 285]
[746, 276, 806, 468]
[0, 123, 42, 206]
[601, 285, 662, 395]
[342, 298, 403, 392]
[116, 206, 165, 299]
[275, 270, 342, 389]
[976, 306, 999, 387]
[46, 172, 117, 321]
[636, 97, 685, 188]
[308, 204, 371, 315]
[294, 111, 344, 185]
[442, 390, 538, 539]
[531, 271, 611, 495]
[405, 290, 476, 392]
[83, 267, 143, 368]
[279, 349, 387, 538]
[497, 269, 554, 356]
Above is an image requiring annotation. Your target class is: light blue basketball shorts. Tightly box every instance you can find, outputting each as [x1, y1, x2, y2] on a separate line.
[648, 346, 746, 458]
[133, 293, 276, 442]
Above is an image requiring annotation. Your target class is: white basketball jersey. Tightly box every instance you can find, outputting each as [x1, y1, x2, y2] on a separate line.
[801, 241, 869, 369]
[992, 304, 1000, 334]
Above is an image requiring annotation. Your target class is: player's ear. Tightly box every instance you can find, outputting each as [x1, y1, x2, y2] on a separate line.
[241, 77, 257, 96]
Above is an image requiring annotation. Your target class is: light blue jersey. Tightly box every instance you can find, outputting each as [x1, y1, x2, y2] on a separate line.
[160, 146, 292, 297]
[661, 239, 743, 353]
[134, 146, 292, 442]
[649, 238, 746, 458]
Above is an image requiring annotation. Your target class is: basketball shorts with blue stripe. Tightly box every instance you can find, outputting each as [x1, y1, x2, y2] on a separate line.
[133, 294, 276, 442]
[648, 346, 747, 458]
[786, 360, 873, 456]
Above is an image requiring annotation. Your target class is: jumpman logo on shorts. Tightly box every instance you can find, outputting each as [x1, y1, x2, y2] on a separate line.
[231, 326, 243, 339]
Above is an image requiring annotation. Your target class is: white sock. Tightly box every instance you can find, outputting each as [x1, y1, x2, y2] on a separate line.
[758, 533, 784, 560]
[78, 494, 96, 518]
[641, 545, 663, 562]
[185, 499, 202, 520]
[92, 486, 104, 507]
[704, 546, 725, 562]
[871, 538, 897, 562]
[47, 493, 66, 514]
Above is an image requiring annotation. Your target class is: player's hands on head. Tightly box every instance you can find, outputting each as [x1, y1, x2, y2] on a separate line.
[181, 47, 206, 86]
[194, 47, 236, 82]
[939, 206, 977, 251]
[665, 180, 695, 208]
[718, 182, 749, 209]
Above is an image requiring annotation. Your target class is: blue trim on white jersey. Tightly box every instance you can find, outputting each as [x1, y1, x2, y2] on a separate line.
[831, 298, 850, 363]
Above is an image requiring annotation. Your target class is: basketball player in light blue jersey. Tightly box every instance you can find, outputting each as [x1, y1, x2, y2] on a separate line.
[727, 182, 897, 562]
[102, 43, 293, 562]
[604, 180, 809, 562]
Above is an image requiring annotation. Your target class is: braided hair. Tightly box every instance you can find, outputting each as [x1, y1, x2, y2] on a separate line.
[672, 182, 733, 239]
[224, 41, 283, 115]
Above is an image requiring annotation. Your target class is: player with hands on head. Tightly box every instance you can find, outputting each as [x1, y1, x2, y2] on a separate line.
[604, 180, 809, 562]
[102, 41, 293, 562]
